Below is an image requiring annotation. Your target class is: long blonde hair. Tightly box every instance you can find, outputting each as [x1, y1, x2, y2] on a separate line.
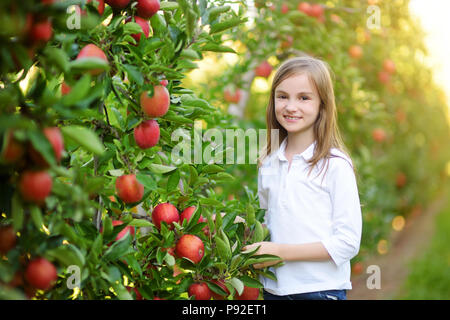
[258, 55, 354, 179]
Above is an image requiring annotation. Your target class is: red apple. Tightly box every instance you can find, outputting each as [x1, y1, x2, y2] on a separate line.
[61, 82, 71, 95]
[175, 234, 204, 264]
[235, 286, 260, 300]
[19, 170, 52, 204]
[348, 45, 363, 59]
[115, 174, 144, 204]
[159, 79, 168, 87]
[127, 287, 143, 300]
[76, 44, 108, 75]
[297, 2, 312, 15]
[0, 226, 17, 255]
[1, 130, 25, 164]
[152, 202, 179, 230]
[25, 258, 58, 290]
[137, 0, 160, 19]
[224, 88, 242, 104]
[140, 85, 170, 117]
[113, 220, 135, 240]
[87, 0, 105, 15]
[352, 262, 364, 275]
[383, 59, 396, 74]
[372, 128, 386, 142]
[309, 4, 324, 18]
[188, 282, 211, 300]
[105, 0, 131, 9]
[100, 220, 135, 241]
[30, 127, 64, 167]
[29, 19, 52, 44]
[378, 70, 390, 84]
[254, 61, 272, 78]
[281, 3, 289, 14]
[396, 172, 407, 188]
[280, 35, 293, 49]
[210, 279, 230, 300]
[133, 120, 160, 149]
[125, 16, 150, 43]
[180, 206, 207, 225]
[162, 246, 176, 257]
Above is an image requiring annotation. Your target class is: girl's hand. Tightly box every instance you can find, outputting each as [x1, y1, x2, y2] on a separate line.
[242, 242, 282, 269]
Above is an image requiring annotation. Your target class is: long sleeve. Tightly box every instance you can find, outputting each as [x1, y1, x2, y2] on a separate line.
[321, 158, 362, 267]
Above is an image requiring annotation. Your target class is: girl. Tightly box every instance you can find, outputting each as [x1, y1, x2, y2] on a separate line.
[243, 56, 362, 300]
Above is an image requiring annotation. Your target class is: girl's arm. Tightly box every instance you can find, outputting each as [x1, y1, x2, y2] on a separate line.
[242, 241, 331, 269]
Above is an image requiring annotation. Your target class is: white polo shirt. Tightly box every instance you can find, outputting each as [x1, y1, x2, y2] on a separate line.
[258, 138, 362, 295]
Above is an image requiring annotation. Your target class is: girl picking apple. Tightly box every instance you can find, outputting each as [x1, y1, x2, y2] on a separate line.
[243, 56, 362, 300]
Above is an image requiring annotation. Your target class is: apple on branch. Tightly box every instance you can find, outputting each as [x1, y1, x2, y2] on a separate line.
[140, 85, 170, 118]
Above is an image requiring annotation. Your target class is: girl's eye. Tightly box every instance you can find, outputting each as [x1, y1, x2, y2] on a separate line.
[277, 95, 287, 99]
[300, 96, 309, 100]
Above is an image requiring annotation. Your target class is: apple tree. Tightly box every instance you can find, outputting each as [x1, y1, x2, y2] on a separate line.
[0, 0, 279, 300]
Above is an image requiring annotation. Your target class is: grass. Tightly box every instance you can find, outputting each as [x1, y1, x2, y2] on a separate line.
[396, 196, 450, 300]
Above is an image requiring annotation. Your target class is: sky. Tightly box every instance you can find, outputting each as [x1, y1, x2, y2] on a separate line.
[409, 0, 450, 118]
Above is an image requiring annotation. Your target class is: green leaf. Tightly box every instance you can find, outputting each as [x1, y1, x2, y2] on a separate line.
[199, 198, 222, 207]
[128, 219, 153, 228]
[46, 244, 85, 268]
[228, 277, 244, 296]
[61, 74, 92, 106]
[160, 1, 179, 11]
[215, 237, 231, 261]
[239, 275, 263, 288]
[109, 169, 124, 177]
[252, 221, 264, 243]
[103, 233, 134, 262]
[209, 17, 246, 34]
[30, 206, 45, 232]
[11, 194, 23, 231]
[201, 164, 225, 174]
[136, 173, 157, 191]
[69, 57, 109, 74]
[212, 172, 235, 182]
[208, 6, 231, 22]
[180, 49, 201, 60]
[44, 47, 69, 73]
[242, 254, 281, 268]
[200, 43, 236, 53]
[28, 129, 56, 166]
[207, 280, 228, 296]
[164, 253, 175, 266]
[167, 169, 180, 192]
[230, 254, 243, 271]
[111, 282, 133, 300]
[61, 126, 105, 155]
[123, 22, 144, 35]
[246, 204, 255, 225]
[149, 164, 177, 174]
[103, 215, 113, 237]
[122, 64, 144, 86]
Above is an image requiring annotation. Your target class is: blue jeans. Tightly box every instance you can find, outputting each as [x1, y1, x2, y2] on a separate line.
[263, 289, 347, 300]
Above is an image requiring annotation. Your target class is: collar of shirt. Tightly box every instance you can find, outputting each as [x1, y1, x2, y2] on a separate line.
[276, 138, 316, 162]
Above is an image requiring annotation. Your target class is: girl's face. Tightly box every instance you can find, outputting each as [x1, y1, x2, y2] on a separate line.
[274, 73, 321, 137]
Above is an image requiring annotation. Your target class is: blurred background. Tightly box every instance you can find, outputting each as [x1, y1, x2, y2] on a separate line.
[181, 0, 450, 299]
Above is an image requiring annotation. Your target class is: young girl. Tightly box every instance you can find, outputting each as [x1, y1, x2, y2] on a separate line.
[243, 56, 362, 300]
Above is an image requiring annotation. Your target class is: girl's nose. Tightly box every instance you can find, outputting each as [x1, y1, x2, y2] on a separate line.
[285, 100, 298, 111]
